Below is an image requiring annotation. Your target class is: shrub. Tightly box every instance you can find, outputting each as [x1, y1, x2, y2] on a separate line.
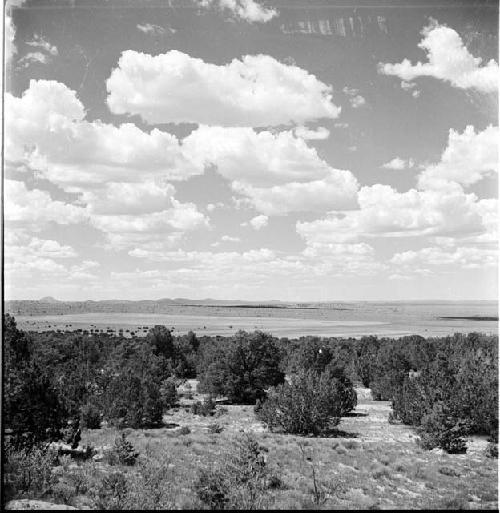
[191, 396, 216, 416]
[486, 442, 498, 458]
[193, 433, 273, 510]
[194, 467, 231, 510]
[257, 368, 356, 436]
[417, 405, 468, 454]
[3, 444, 58, 501]
[113, 433, 139, 466]
[438, 466, 461, 477]
[94, 471, 128, 510]
[179, 426, 191, 435]
[208, 423, 224, 434]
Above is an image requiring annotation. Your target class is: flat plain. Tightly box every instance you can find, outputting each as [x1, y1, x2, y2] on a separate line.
[12, 300, 498, 338]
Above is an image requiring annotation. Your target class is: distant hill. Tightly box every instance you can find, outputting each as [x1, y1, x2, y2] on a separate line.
[4, 298, 290, 316]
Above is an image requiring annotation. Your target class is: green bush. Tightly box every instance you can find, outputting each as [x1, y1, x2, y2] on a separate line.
[257, 368, 356, 436]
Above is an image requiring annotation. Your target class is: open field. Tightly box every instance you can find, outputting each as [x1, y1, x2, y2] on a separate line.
[75, 382, 498, 510]
[12, 300, 499, 338]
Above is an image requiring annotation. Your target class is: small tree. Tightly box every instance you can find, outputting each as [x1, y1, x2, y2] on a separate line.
[257, 368, 356, 436]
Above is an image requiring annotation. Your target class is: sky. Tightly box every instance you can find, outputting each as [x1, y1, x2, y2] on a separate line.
[3, 0, 499, 301]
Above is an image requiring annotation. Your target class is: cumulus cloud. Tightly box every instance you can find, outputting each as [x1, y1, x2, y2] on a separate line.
[343, 86, 366, 108]
[379, 19, 498, 93]
[248, 215, 268, 230]
[106, 50, 340, 127]
[391, 246, 497, 269]
[5, 80, 209, 249]
[26, 34, 58, 55]
[136, 23, 174, 35]
[296, 184, 494, 243]
[382, 157, 415, 170]
[5, 80, 204, 189]
[294, 126, 330, 140]
[198, 0, 278, 23]
[297, 123, 497, 247]
[4, 180, 88, 229]
[17, 51, 51, 68]
[184, 125, 359, 214]
[417, 125, 498, 189]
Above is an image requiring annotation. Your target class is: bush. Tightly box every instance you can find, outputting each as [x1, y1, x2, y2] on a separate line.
[208, 423, 224, 434]
[3, 444, 58, 501]
[113, 433, 139, 466]
[417, 406, 468, 454]
[179, 426, 191, 435]
[193, 433, 272, 510]
[191, 396, 216, 416]
[94, 471, 128, 510]
[486, 442, 498, 458]
[257, 368, 356, 436]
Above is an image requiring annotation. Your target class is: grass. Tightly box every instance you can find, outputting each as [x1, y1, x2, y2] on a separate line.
[10, 385, 496, 510]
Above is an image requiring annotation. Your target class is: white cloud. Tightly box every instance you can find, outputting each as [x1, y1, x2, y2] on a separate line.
[17, 51, 50, 68]
[221, 235, 240, 242]
[207, 202, 225, 212]
[248, 215, 268, 230]
[106, 50, 340, 127]
[417, 125, 498, 189]
[342, 86, 366, 108]
[379, 19, 498, 93]
[4, 180, 88, 229]
[391, 246, 497, 269]
[198, 0, 278, 23]
[382, 157, 415, 170]
[5, 80, 209, 249]
[184, 126, 359, 214]
[294, 126, 330, 140]
[234, 172, 359, 215]
[349, 95, 366, 108]
[136, 23, 172, 35]
[26, 34, 58, 55]
[296, 184, 493, 243]
[5, 80, 204, 189]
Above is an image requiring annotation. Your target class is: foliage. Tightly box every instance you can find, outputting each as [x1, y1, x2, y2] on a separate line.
[3, 315, 67, 449]
[417, 405, 469, 454]
[113, 433, 139, 466]
[193, 433, 272, 510]
[198, 331, 285, 404]
[3, 443, 58, 502]
[191, 396, 216, 417]
[257, 367, 356, 436]
[94, 471, 128, 510]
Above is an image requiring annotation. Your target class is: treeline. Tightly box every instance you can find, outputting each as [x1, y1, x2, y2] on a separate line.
[3, 314, 498, 453]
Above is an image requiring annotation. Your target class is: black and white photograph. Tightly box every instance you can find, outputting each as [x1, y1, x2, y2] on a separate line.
[2, 0, 498, 509]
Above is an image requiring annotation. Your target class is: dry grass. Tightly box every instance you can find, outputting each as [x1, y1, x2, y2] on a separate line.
[75, 386, 499, 509]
